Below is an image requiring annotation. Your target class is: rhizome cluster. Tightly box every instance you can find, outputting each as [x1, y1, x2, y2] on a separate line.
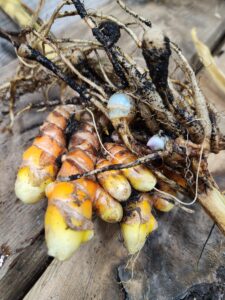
[0, 0, 225, 260]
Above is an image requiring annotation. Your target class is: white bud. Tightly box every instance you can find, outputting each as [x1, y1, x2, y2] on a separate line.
[147, 134, 168, 151]
[107, 93, 135, 120]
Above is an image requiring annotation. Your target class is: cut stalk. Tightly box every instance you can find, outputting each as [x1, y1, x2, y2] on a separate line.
[198, 186, 225, 235]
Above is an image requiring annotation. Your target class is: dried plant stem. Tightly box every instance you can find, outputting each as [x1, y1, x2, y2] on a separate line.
[115, 47, 182, 135]
[16, 43, 108, 118]
[171, 42, 212, 144]
[58, 11, 141, 47]
[72, 0, 129, 88]
[116, 0, 152, 27]
[37, 0, 70, 38]
[55, 38, 101, 47]
[94, 50, 117, 90]
[59, 151, 166, 181]
[153, 170, 187, 195]
[30, 0, 45, 28]
[33, 31, 107, 99]
[168, 80, 204, 143]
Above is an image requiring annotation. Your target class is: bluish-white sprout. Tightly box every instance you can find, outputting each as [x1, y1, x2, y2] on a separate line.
[107, 93, 136, 152]
[147, 134, 169, 151]
[107, 93, 135, 120]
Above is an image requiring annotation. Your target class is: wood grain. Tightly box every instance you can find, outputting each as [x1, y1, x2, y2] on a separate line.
[25, 220, 127, 300]
[0, 1, 225, 299]
[0, 233, 52, 300]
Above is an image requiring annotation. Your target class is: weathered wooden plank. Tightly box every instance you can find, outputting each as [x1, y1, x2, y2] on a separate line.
[25, 220, 126, 300]
[18, 1, 225, 300]
[24, 206, 225, 300]
[0, 106, 49, 282]
[0, 233, 52, 300]
[192, 17, 225, 71]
